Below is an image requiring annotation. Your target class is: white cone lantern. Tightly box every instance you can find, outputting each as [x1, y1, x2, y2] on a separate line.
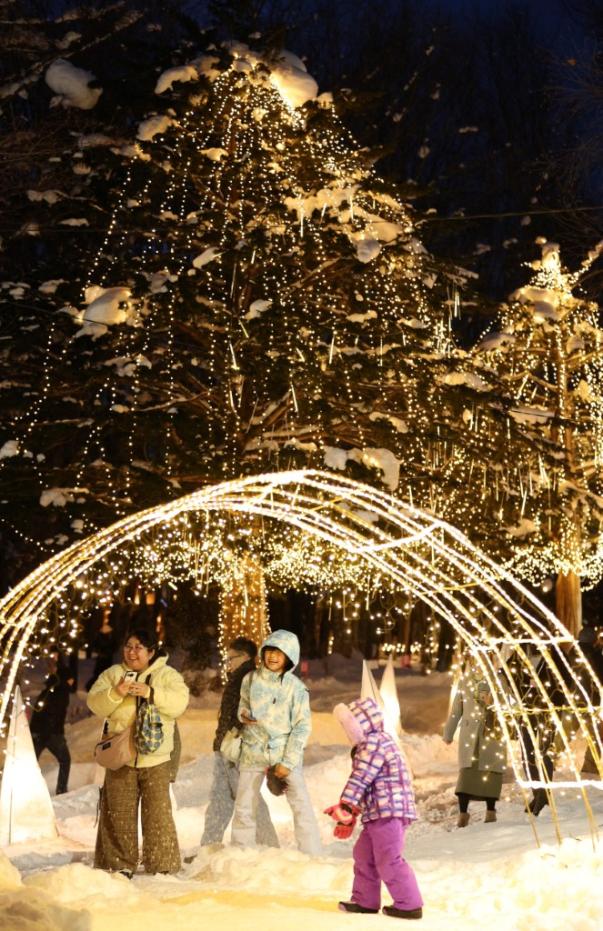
[0, 686, 58, 846]
[378, 655, 414, 775]
[361, 660, 382, 704]
[379, 654, 403, 739]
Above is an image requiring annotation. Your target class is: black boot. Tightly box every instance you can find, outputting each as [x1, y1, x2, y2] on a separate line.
[528, 789, 548, 817]
[382, 906, 423, 919]
[338, 902, 379, 914]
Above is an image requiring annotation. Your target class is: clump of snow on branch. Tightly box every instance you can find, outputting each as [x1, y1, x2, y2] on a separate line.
[193, 247, 221, 268]
[284, 185, 406, 263]
[324, 445, 401, 490]
[70, 286, 134, 339]
[45, 59, 102, 109]
[506, 517, 538, 537]
[40, 488, 76, 508]
[226, 43, 318, 109]
[509, 405, 553, 425]
[0, 440, 19, 460]
[438, 371, 491, 392]
[137, 115, 175, 142]
[155, 65, 198, 95]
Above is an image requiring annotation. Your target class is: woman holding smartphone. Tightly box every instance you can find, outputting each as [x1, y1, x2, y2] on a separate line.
[87, 627, 189, 877]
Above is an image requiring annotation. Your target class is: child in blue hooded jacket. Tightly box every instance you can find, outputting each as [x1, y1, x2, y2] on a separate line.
[231, 629, 322, 855]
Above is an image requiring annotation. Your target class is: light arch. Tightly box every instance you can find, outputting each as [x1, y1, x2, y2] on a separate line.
[1, 469, 601, 842]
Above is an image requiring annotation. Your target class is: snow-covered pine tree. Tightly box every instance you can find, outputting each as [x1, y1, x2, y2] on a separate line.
[474, 239, 603, 635]
[1, 41, 476, 549]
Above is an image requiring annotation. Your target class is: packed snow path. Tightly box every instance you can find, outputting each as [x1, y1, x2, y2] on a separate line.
[2, 673, 602, 930]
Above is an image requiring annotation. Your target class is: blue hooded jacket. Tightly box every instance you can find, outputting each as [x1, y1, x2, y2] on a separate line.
[238, 629, 311, 770]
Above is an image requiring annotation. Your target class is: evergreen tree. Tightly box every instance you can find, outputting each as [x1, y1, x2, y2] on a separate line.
[474, 240, 603, 635]
[0, 40, 476, 552]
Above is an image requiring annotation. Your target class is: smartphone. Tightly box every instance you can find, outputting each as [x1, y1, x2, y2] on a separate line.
[124, 670, 137, 682]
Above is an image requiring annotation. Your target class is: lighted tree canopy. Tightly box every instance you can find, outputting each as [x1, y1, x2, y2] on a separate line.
[0, 39, 602, 637]
[474, 242, 603, 629]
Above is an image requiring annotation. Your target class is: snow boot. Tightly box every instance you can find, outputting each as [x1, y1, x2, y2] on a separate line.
[527, 790, 548, 817]
[382, 906, 423, 920]
[456, 812, 470, 828]
[484, 810, 497, 823]
[338, 902, 379, 914]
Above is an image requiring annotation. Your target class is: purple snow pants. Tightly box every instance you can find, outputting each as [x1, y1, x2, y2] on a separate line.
[351, 817, 423, 912]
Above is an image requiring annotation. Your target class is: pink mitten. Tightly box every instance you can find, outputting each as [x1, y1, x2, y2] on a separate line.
[334, 821, 355, 840]
[323, 803, 355, 824]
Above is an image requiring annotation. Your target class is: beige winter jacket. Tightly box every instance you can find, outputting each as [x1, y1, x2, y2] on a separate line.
[443, 672, 506, 773]
[87, 654, 189, 768]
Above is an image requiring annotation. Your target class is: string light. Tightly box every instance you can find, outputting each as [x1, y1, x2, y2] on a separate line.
[0, 469, 601, 848]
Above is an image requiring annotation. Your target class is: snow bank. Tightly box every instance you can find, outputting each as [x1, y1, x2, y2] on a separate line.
[11, 673, 603, 931]
[45, 59, 102, 109]
[25, 861, 143, 907]
[0, 852, 91, 931]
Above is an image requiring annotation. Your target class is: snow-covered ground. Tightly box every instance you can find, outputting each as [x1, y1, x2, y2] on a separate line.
[2, 669, 603, 931]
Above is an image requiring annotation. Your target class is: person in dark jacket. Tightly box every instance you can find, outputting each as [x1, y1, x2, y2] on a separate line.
[85, 608, 117, 691]
[198, 637, 278, 847]
[30, 652, 74, 795]
[579, 624, 603, 776]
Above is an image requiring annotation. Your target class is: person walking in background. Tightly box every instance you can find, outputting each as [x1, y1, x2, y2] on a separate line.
[199, 637, 278, 848]
[85, 607, 117, 691]
[30, 652, 75, 795]
[443, 660, 506, 826]
[579, 624, 603, 776]
[231, 629, 321, 856]
[326, 697, 423, 920]
[87, 627, 189, 877]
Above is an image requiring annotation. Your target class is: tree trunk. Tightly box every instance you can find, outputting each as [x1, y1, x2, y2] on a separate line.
[555, 569, 582, 638]
[219, 555, 270, 679]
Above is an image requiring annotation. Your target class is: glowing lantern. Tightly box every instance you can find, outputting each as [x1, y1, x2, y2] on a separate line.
[0, 687, 57, 846]
[379, 654, 403, 739]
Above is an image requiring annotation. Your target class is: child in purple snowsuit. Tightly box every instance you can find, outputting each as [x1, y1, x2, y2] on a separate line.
[325, 697, 423, 920]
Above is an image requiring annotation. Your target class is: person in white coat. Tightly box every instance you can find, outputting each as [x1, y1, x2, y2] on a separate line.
[231, 629, 322, 855]
[443, 661, 506, 827]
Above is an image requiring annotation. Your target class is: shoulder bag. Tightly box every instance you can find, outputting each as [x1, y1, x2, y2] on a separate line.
[94, 722, 135, 770]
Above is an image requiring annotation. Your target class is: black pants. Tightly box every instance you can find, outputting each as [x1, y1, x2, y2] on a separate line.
[519, 724, 554, 810]
[32, 732, 71, 795]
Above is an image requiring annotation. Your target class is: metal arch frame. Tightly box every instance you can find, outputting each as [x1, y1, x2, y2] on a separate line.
[1, 469, 601, 843]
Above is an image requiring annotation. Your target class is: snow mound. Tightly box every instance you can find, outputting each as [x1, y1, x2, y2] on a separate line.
[24, 861, 142, 908]
[45, 59, 102, 109]
[188, 844, 348, 895]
